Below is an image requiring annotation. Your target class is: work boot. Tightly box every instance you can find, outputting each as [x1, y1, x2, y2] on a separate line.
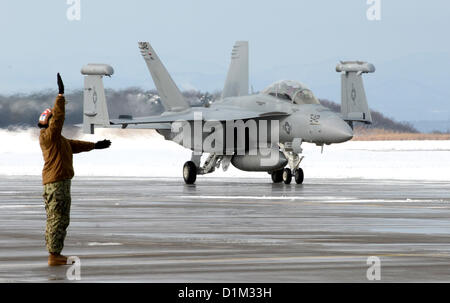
[48, 253, 68, 266]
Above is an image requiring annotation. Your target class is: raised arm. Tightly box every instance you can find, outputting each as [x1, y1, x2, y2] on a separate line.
[47, 73, 66, 139]
[47, 95, 65, 139]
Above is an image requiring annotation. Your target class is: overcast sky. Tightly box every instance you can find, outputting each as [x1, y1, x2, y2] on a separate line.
[0, 0, 449, 96]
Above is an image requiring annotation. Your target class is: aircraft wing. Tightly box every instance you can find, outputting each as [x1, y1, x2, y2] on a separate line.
[109, 107, 291, 127]
[106, 122, 172, 129]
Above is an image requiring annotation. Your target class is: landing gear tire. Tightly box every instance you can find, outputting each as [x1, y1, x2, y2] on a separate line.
[271, 169, 283, 183]
[183, 161, 197, 184]
[294, 168, 304, 184]
[283, 168, 292, 184]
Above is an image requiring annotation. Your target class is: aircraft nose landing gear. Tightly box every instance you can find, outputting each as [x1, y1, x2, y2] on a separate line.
[275, 140, 304, 185]
[271, 167, 304, 184]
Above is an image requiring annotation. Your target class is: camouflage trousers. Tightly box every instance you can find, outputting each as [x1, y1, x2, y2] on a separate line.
[43, 180, 71, 254]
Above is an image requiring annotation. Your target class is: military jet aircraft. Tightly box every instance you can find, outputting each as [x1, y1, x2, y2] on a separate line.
[81, 41, 375, 184]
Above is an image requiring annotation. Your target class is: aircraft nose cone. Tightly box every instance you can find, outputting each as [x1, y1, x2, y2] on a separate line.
[322, 116, 353, 143]
[334, 122, 354, 142]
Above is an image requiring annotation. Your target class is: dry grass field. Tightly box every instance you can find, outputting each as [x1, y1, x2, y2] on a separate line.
[353, 128, 450, 141]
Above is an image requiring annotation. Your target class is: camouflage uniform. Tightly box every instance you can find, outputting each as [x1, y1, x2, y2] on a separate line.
[43, 179, 71, 254]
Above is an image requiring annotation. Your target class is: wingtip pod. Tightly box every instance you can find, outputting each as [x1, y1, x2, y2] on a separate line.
[336, 61, 375, 73]
[81, 64, 114, 76]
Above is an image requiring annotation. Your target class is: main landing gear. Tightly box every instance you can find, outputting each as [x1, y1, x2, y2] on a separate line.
[183, 153, 226, 184]
[183, 161, 197, 184]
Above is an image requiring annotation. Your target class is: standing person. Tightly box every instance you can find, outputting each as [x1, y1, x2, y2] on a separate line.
[38, 73, 112, 266]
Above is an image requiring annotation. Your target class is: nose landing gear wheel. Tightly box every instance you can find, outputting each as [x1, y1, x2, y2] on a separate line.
[271, 169, 283, 183]
[282, 168, 292, 184]
[183, 161, 197, 184]
[294, 168, 304, 184]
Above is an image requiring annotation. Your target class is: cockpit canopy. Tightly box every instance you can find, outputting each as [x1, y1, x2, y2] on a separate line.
[262, 80, 320, 105]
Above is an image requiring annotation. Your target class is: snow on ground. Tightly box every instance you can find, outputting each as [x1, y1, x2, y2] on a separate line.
[1, 128, 449, 181]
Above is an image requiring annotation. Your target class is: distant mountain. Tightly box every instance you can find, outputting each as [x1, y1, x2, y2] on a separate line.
[0, 89, 418, 134]
[0, 89, 216, 129]
[319, 99, 418, 133]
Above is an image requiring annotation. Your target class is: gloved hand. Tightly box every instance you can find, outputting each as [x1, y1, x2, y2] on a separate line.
[94, 139, 111, 149]
[57, 73, 64, 95]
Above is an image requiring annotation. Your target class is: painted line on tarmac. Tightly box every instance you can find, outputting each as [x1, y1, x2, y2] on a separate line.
[68, 252, 450, 265]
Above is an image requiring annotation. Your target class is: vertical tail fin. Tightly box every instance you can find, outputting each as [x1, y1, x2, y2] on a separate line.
[336, 61, 375, 125]
[80, 64, 114, 134]
[138, 42, 190, 112]
[221, 41, 249, 99]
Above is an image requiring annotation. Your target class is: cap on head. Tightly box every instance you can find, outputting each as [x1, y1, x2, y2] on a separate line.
[38, 108, 52, 127]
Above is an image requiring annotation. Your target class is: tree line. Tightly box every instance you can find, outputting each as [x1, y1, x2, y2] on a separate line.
[0, 89, 417, 133]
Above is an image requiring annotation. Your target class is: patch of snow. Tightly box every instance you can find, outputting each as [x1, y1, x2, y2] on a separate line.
[1, 128, 449, 181]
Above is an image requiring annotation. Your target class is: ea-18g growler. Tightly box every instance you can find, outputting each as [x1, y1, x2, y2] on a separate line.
[80, 41, 375, 184]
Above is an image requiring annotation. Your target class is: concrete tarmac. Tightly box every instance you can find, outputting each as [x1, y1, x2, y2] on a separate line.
[1, 175, 450, 282]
